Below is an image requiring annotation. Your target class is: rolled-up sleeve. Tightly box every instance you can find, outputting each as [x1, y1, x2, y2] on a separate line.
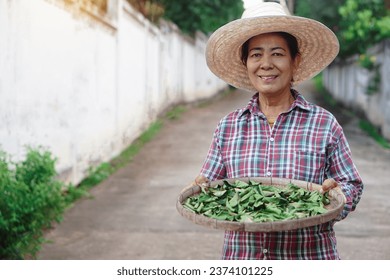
[200, 124, 226, 181]
[327, 132, 364, 221]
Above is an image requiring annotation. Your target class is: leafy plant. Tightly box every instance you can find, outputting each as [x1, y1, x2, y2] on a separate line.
[357, 54, 381, 95]
[126, 0, 164, 23]
[295, 0, 345, 33]
[358, 54, 377, 70]
[128, 0, 244, 35]
[365, 65, 381, 95]
[0, 147, 67, 259]
[338, 0, 390, 57]
[295, 0, 389, 58]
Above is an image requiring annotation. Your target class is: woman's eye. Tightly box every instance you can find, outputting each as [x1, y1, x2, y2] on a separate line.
[250, 53, 262, 58]
[272, 53, 284, 56]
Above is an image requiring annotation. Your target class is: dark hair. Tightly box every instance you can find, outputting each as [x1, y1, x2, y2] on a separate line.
[240, 32, 300, 66]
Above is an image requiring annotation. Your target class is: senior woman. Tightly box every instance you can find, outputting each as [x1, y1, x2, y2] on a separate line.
[194, 2, 363, 260]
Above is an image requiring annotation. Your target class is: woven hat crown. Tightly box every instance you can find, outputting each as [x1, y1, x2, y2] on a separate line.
[206, 2, 340, 92]
[242, 2, 287, 18]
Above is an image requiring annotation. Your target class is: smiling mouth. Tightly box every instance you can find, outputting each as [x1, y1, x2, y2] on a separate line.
[259, 75, 278, 81]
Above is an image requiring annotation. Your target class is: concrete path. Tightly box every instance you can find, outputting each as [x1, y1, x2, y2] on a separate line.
[38, 80, 390, 260]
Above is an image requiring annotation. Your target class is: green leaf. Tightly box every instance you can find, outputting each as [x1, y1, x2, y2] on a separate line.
[228, 192, 240, 207]
[234, 180, 249, 188]
[209, 189, 226, 197]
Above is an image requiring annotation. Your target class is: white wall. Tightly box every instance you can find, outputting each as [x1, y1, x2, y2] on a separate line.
[323, 40, 390, 140]
[0, 0, 226, 184]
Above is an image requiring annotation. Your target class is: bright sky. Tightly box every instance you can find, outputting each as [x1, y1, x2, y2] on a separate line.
[243, 0, 261, 9]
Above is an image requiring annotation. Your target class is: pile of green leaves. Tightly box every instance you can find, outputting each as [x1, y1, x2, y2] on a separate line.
[184, 180, 330, 223]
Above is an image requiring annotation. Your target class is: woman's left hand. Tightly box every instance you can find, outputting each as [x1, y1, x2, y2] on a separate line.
[321, 178, 347, 205]
[321, 178, 339, 194]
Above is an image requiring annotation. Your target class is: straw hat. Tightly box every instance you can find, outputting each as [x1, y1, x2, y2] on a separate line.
[206, 2, 340, 92]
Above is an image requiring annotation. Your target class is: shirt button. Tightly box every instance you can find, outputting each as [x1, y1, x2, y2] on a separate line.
[263, 249, 268, 253]
[266, 171, 272, 177]
[270, 137, 274, 142]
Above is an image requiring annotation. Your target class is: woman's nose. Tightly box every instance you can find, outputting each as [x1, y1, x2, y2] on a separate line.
[260, 56, 273, 70]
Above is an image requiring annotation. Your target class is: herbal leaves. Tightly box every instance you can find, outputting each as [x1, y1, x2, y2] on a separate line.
[183, 180, 330, 223]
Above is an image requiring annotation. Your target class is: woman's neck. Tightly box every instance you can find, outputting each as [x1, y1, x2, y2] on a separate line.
[258, 90, 295, 124]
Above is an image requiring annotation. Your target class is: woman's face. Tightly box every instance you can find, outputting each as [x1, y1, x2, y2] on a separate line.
[246, 33, 300, 96]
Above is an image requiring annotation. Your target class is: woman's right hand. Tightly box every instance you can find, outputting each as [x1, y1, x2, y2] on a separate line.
[195, 175, 210, 189]
[183, 175, 210, 193]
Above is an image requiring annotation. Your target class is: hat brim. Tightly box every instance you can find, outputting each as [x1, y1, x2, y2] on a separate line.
[206, 15, 340, 92]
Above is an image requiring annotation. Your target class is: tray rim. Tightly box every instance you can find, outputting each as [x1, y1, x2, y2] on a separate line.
[176, 177, 346, 232]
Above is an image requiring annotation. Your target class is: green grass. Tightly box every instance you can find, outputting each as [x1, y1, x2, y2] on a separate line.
[197, 87, 234, 108]
[75, 120, 163, 192]
[312, 74, 337, 107]
[112, 120, 163, 169]
[359, 120, 390, 149]
[165, 106, 186, 120]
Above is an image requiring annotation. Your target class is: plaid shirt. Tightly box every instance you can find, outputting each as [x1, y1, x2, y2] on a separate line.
[200, 90, 363, 260]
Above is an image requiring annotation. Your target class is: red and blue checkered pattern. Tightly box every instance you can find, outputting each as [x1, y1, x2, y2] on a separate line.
[200, 90, 363, 260]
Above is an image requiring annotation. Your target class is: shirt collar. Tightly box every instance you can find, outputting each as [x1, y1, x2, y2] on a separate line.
[238, 89, 311, 118]
[290, 88, 312, 112]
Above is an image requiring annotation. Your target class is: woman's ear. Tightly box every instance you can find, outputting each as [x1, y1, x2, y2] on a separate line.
[291, 54, 301, 84]
[293, 53, 301, 72]
[290, 54, 301, 85]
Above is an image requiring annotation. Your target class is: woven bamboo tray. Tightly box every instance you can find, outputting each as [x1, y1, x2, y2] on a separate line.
[176, 177, 346, 232]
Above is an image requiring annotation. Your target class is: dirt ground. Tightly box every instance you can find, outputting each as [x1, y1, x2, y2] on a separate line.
[38, 80, 390, 260]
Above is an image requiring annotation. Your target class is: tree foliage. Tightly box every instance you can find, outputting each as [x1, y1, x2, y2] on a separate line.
[295, 0, 390, 58]
[295, 0, 345, 33]
[128, 0, 244, 35]
[160, 0, 244, 35]
[126, 0, 164, 23]
[338, 0, 390, 57]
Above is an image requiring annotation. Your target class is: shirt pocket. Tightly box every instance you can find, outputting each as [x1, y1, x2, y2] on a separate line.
[293, 150, 326, 183]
